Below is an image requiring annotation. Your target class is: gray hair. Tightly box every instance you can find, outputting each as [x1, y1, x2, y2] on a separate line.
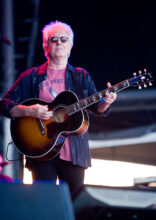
[42, 20, 74, 58]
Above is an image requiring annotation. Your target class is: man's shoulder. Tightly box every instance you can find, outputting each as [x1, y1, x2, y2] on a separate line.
[67, 63, 88, 76]
[20, 62, 48, 78]
[75, 67, 89, 77]
[22, 66, 39, 75]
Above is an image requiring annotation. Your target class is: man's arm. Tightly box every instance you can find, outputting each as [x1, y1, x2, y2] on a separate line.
[10, 104, 53, 120]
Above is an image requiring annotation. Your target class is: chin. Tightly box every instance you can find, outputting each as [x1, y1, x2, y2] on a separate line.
[55, 52, 66, 57]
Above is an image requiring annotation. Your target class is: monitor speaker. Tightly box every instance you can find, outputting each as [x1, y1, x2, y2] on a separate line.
[73, 184, 156, 220]
[0, 182, 75, 220]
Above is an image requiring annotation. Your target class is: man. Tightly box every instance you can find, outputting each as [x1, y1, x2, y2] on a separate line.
[0, 21, 117, 194]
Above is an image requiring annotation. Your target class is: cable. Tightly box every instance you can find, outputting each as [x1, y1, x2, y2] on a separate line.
[6, 141, 22, 161]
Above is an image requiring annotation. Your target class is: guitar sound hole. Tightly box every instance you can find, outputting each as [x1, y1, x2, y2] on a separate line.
[53, 106, 68, 123]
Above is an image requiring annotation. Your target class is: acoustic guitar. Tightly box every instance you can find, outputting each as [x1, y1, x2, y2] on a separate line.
[10, 70, 153, 161]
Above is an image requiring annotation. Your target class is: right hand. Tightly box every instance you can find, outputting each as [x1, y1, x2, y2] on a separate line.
[10, 104, 53, 120]
[27, 104, 53, 120]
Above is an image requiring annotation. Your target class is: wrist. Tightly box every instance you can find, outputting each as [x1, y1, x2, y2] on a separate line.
[97, 102, 110, 113]
[10, 105, 28, 117]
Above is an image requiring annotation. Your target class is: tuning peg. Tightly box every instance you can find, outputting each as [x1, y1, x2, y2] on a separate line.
[149, 82, 152, 86]
[133, 72, 136, 77]
[143, 84, 147, 88]
[138, 70, 142, 75]
[138, 85, 142, 89]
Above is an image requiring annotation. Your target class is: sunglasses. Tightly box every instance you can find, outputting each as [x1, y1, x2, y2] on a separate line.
[50, 36, 69, 43]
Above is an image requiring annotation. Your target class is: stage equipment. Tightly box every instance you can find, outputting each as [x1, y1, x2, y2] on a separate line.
[73, 184, 156, 219]
[0, 182, 75, 220]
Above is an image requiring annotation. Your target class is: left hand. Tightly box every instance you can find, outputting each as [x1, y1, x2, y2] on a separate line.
[97, 82, 117, 113]
[104, 82, 117, 105]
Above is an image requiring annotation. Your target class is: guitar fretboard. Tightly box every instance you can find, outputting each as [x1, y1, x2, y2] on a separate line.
[66, 79, 130, 115]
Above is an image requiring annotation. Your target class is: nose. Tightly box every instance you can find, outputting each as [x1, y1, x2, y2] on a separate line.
[56, 38, 62, 45]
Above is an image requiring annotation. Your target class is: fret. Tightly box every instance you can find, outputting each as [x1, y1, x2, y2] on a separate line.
[88, 96, 93, 104]
[110, 80, 129, 93]
[117, 80, 129, 91]
[80, 99, 85, 107]
[76, 102, 81, 109]
[67, 105, 73, 115]
[73, 102, 81, 111]
[98, 92, 103, 99]
[84, 99, 88, 106]
[112, 86, 119, 92]
[123, 80, 129, 87]
[73, 104, 77, 111]
[92, 95, 97, 102]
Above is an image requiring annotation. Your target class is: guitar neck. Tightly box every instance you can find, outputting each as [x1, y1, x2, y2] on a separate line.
[66, 79, 130, 115]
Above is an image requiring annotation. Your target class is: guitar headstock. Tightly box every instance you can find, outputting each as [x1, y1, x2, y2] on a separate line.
[129, 69, 153, 89]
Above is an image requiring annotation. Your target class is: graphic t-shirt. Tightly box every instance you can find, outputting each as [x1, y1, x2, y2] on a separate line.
[39, 68, 72, 161]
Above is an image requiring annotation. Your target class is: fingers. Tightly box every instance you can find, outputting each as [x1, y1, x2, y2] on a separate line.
[105, 92, 117, 104]
[39, 110, 53, 120]
[38, 105, 53, 120]
[107, 82, 111, 88]
[29, 104, 53, 120]
[105, 82, 117, 104]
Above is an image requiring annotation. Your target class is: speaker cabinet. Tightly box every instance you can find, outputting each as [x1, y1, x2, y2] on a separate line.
[73, 184, 156, 220]
[0, 182, 75, 220]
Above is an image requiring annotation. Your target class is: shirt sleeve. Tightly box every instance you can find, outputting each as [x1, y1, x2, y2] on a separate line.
[0, 70, 32, 118]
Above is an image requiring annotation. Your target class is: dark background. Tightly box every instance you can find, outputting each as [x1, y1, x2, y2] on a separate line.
[1, 0, 156, 89]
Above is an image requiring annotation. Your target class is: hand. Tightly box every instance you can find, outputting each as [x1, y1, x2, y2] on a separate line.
[97, 82, 117, 113]
[104, 82, 117, 105]
[27, 104, 53, 120]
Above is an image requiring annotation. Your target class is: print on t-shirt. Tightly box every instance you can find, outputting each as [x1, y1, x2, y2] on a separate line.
[49, 87, 58, 98]
[39, 75, 65, 102]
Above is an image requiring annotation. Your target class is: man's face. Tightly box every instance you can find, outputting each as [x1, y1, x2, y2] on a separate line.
[47, 30, 72, 60]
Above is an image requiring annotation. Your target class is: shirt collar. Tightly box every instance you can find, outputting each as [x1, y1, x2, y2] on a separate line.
[38, 61, 48, 75]
[37, 61, 76, 75]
